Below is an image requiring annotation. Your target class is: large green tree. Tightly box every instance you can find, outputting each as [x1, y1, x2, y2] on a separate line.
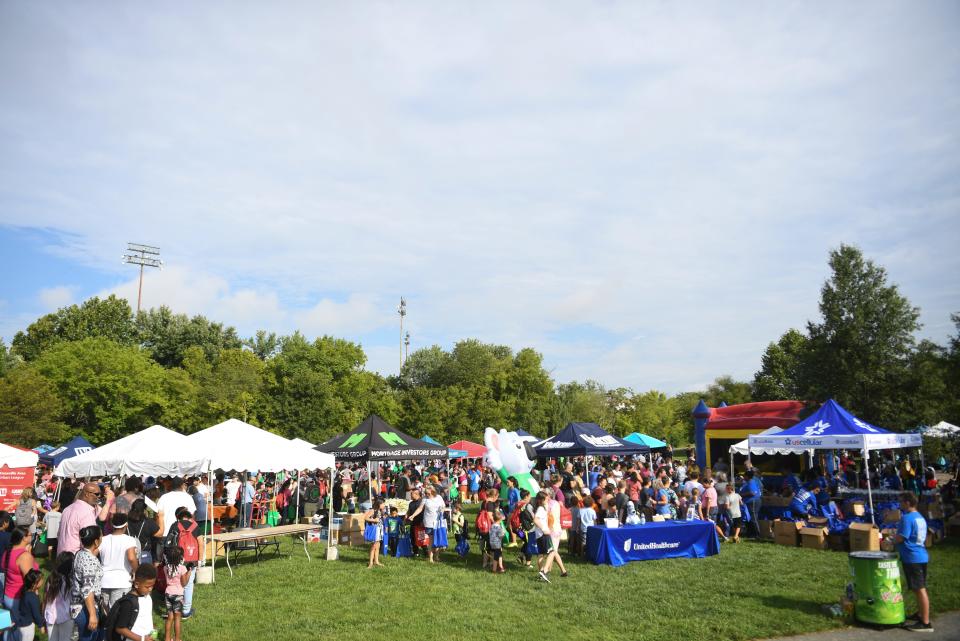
[805, 244, 921, 426]
[136, 306, 242, 367]
[0, 365, 69, 446]
[33, 337, 174, 443]
[752, 329, 811, 401]
[12, 295, 136, 361]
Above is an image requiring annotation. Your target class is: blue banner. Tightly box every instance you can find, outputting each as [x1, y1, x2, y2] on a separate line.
[586, 521, 720, 567]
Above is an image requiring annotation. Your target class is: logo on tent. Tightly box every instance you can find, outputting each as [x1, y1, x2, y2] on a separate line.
[342, 434, 367, 448]
[580, 434, 622, 447]
[623, 538, 632, 553]
[74, 447, 92, 456]
[852, 418, 878, 433]
[379, 432, 407, 446]
[803, 420, 830, 437]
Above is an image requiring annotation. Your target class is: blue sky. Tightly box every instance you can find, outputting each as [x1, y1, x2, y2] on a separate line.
[1, 1, 958, 393]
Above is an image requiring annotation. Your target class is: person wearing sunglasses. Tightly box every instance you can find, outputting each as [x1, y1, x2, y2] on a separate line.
[58, 483, 113, 556]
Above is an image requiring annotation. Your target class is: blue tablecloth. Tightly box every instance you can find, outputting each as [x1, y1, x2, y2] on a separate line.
[585, 521, 720, 567]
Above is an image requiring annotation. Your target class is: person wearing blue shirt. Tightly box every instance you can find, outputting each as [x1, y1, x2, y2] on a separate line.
[739, 470, 762, 537]
[896, 492, 933, 632]
[788, 485, 818, 518]
[781, 468, 801, 494]
[882, 466, 903, 491]
[506, 476, 521, 517]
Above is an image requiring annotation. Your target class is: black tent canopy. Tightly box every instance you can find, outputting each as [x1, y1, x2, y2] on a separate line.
[316, 415, 448, 461]
[534, 422, 650, 457]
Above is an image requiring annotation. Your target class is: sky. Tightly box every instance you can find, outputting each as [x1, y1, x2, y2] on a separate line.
[1, 1, 958, 393]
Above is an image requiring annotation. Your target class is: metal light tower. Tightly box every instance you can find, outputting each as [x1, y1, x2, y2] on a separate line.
[398, 297, 407, 369]
[123, 243, 162, 313]
[404, 331, 410, 362]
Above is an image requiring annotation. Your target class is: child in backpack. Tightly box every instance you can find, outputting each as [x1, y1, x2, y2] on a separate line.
[107, 563, 157, 641]
[162, 546, 190, 641]
[516, 490, 536, 568]
[16, 568, 44, 641]
[677, 490, 690, 521]
[43, 551, 74, 641]
[488, 511, 505, 574]
[691, 488, 703, 520]
[165, 507, 199, 619]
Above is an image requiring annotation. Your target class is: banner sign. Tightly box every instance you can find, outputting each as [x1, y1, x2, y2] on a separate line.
[0, 466, 35, 512]
[585, 520, 720, 567]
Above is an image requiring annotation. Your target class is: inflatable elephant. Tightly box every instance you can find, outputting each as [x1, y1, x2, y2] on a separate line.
[483, 427, 541, 496]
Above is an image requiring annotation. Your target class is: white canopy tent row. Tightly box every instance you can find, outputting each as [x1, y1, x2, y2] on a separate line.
[747, 399, 923, 522]
[923, 421, 959, 439]
[55, 425, 209, 478]
[0, 443, 40, 469]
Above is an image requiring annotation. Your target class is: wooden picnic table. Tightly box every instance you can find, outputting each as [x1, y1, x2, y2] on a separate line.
[206, 523, 319, 579]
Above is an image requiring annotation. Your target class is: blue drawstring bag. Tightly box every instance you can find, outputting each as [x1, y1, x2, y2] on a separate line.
[396, 533, 413, 557]
[524, 532, 538, 556]
[364, 523, 381, 543]
[455, 535, 470, 558]
[433, 513, 449, 548]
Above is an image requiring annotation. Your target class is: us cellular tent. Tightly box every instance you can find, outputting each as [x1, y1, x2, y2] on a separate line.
[56, 425, 209, 478]
[747, 399, 923, 521]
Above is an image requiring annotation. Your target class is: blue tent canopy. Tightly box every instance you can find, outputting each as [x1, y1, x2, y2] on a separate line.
[624, 432, 669, 450]
[535, 422, 649, 457]
[515, 429, 538, 443]
[39, 436, 94, 467]
[421, 435, 441, 445]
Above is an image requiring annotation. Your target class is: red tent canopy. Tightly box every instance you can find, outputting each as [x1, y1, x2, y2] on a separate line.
[448, 440, 486, 458]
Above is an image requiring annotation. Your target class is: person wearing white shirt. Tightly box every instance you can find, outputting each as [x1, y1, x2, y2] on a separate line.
[156, 478, 195, 536]
[99, 513, 140, 609]
[406, 487, 447, 563]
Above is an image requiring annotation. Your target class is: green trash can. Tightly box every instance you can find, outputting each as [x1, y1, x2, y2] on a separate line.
[848, 551, 905, 625]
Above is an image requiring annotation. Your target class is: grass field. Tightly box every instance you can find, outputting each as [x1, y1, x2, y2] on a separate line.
[183, 518, 960, 641]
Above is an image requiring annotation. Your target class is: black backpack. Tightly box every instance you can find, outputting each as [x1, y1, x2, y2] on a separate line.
[104, 593, 139, 641]
[519, 503, 535, 531]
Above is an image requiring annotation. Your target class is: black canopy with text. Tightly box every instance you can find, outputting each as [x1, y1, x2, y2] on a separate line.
[315, 415, 449, 461]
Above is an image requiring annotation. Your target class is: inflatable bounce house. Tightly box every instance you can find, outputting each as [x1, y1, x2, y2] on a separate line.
[692, 400, 809, 470]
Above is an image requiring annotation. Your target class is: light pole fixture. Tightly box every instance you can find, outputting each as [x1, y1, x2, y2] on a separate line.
[404, 331, 410, 362]
[122, 242, 162, 313]
[398, 297, 407, 369]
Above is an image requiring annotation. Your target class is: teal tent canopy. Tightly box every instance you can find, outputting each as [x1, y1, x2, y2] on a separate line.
[624, 432, 669, 450]
[423, 434, 469, 458]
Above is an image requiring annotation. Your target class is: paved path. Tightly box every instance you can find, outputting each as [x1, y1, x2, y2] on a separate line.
[763, 611, 960, 641]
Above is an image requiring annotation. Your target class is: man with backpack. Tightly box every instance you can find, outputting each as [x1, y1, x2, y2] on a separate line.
[156, 478, 195, 538]
[164, 507, 201, 620]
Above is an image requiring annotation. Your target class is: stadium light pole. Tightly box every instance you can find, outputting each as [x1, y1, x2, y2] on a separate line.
[122, 243, 162, 313]
[398, 297, 407, 370]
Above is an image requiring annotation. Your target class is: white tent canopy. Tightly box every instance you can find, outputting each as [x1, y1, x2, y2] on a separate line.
[290, 437, 315, 448]
[924, 421, 960, 438]
[187, 419, 334, 473]
[0, 443, 39, 469]
[729, 426, 787, 456]
[56, 425, 209, 478]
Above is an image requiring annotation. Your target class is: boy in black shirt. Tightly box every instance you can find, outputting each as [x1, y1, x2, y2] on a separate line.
[106, 564, 158, 641]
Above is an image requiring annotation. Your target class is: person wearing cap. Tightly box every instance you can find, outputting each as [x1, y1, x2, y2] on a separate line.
[98, 513, 139, 609]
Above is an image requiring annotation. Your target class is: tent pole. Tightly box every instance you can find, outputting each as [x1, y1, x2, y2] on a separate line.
[918, 447, 925, 494]
[863, 447, 876, 525]
[327, 466, 336, 558]
[295, 469, 300, 524]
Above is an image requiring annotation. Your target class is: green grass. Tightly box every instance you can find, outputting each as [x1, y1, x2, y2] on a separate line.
[183, 512, 960, 641]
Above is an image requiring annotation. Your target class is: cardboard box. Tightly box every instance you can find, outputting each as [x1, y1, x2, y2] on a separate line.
[800, 526, 829, 551]
[882, 509, 902, 524]
[849, 522, 879, 552]
[199, 536, 225, 559]
[921, 503, 944, 519]
[807, 517, 829, 527]
[828, 533, 848, 552]
[773, 520, 803, 546]
[757, 519, 775, 540]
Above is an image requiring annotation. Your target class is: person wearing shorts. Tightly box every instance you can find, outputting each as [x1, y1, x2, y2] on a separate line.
[897, 492, 933, 633]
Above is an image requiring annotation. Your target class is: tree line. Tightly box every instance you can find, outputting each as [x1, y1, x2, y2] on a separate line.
[1, 244, 956, 449]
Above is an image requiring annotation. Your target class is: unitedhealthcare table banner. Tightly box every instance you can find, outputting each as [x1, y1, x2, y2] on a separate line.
[586, 520, 720, 567]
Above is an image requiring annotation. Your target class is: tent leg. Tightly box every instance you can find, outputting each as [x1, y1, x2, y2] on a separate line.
[327, 467, 336, 560]
[863, 448, 876, 525]
[295, 469, 300, 524]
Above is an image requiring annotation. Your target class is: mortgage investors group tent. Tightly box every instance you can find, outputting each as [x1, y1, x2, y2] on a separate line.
[316, 415, 448, 461]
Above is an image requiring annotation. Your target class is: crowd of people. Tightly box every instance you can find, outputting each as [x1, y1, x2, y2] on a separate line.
[1, 445, 955, 638]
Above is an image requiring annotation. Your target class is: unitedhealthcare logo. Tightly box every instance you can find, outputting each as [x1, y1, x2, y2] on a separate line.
[623, 538, 681, 552]
[580, 434, 622, 447]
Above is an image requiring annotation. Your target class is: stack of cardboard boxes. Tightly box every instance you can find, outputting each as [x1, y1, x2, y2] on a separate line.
[336, 512, 368, 546]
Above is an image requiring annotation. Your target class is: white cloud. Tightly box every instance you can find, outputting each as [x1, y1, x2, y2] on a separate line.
[1, 1, 958, 391]
[37, 286, 76, 310]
